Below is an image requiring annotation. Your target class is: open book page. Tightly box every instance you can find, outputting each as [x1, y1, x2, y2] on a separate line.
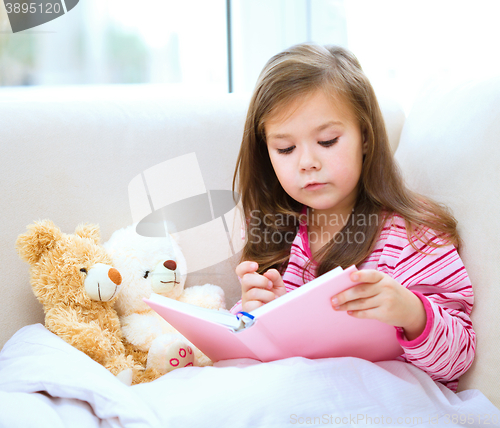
[147, 293, 242, 330]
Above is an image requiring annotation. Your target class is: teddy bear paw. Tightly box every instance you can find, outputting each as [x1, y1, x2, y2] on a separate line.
[115, 368, 133, 386]
[147, 335, 195, 374]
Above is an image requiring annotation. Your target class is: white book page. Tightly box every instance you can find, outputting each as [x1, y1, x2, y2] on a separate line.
[148, 293, 241, 329]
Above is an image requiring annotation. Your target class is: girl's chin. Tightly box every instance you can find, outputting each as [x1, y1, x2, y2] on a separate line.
[304, 201, 355, 215]
[303, 204, 338, 214]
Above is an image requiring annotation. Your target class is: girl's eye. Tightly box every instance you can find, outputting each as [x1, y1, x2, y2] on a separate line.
[277, 146, 295, 155]
[318, 137, 339, 147]
[144, 271, 150, 279]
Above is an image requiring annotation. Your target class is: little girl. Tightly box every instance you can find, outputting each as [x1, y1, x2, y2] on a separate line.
[231, 43, 475, 392]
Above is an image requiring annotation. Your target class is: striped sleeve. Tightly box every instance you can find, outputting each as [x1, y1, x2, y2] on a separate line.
[364, 214, 475, 392]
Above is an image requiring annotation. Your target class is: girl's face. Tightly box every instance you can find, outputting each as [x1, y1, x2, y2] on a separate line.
[265, 89, 367, 219]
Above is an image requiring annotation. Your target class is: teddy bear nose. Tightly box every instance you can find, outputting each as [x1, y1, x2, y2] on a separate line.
[164, 260, 177, 271]
[108, 268, 122, 285]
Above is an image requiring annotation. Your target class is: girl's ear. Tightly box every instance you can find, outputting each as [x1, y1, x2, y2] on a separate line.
[362, 133, 368, 154]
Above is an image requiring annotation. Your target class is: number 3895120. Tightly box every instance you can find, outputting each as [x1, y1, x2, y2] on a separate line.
[5, 3, 63, 14]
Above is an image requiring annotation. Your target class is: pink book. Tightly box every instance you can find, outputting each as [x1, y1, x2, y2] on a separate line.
[144, 265, 403, 363]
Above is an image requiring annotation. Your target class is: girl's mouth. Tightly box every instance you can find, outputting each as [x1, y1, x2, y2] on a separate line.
[304, 182, 326, 191]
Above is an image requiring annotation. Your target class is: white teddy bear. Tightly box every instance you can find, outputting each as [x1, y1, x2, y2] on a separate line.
[104, 224, 226, 382]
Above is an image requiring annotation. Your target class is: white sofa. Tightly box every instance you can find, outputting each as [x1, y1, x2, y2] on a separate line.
[0, 79, 499, 426]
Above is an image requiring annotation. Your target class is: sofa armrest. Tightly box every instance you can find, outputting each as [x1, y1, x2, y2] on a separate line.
[395, 75, 500, 408]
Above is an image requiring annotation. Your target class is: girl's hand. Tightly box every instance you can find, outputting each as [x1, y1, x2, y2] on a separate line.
[331, 269, 427, 341]
[236, 261, 287, 312]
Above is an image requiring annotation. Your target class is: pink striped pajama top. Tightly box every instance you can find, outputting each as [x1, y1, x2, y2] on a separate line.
[231, 211, 475, 391]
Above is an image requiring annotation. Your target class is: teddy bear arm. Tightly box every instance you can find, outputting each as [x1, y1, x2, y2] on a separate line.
[178, 284, 227, 310]
[103, 353, 139, 377]
[45, 307, 122, 365]
[120, 312, 170, 352]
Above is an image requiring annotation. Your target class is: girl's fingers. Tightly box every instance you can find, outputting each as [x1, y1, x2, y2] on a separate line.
[262, 269, 287, 296]
[333, 293, 381, 312]
[245, 287, 276, 304]
[241, 272, 272, 293]
[236, 261, 272, 293]
[350, 269, 384, 284]
[332, 284, 376, 308]
[332, 270, 382, 308]
[242, 299, 264, 312]
[242, 287, 276, 312]
[262, 268, 280, 284]
[343, 307, 380, 320]
[235, 261, 259, 278]
[239, 266, 286, 313]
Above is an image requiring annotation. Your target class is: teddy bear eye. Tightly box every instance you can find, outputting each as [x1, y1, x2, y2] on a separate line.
[80, 268, 88, 274]
[144, 271, 150, 279]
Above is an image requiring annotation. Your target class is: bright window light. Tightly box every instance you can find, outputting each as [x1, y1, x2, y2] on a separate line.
[1, 0, 500, 113]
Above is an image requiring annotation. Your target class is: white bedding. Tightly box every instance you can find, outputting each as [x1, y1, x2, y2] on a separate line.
[0, 324, 499, 428]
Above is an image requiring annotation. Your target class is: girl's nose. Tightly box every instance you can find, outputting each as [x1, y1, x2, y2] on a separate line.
[299, 146, 320, 171]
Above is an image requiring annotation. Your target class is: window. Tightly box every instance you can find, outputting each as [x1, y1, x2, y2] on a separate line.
[1, 0, 500, 113]
[0, 0, 228, 91]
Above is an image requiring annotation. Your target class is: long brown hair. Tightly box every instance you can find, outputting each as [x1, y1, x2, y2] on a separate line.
[233, 43, 460, 276]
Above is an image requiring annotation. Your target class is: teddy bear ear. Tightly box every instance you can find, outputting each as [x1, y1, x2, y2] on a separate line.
[16, 219, 63, 264]
[74, 223, 101, 244]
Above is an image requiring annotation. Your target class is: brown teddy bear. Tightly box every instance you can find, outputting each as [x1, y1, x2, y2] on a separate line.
[16, 219, 144, 384]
